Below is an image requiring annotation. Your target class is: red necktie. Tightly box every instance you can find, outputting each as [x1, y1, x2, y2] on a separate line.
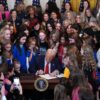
[45, 63, 49, 74]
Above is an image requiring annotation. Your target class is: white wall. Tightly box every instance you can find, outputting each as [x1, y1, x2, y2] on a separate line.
[24, 0, 63, 11]
[7, 0, 16, 10]
[7, 0, 63, 11]
[24, 0, 33, 6]
[40, 0, 62, 11]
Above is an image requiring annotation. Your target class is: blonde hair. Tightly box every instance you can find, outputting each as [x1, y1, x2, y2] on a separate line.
[65, 11, 75, 24]
[67, 44, 79, 67]
[27, 37, 37, 46]
[26, 5, 35, 15]
[0, 28, 11, 43]
[63, 19, 71, 25]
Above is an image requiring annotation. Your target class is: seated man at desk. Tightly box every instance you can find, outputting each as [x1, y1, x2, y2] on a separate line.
[35, 49, 61, 76]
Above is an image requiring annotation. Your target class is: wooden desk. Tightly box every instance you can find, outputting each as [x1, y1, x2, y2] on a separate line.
[20, 74, 60, 90]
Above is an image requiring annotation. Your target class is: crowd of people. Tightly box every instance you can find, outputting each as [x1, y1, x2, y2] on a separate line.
[0, 0, 100, 100]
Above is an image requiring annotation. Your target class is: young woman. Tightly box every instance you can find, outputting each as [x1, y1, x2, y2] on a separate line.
[13, 59, 21, 77]
[2, 41, 13, 67]
[71, 71, 94, 100]
[26, 37, 38, 73]
[26, 6, 38, 30]
[81, 39, 97, 78]
[9, 24, 14, 35]
[9, 9, 22, 34]
[4, 67, 23, 100]
[62, 2, 76, 20]
[61, 46, 70, 73]
[4, 67, 14, 97]
[65, 11, 75, 24]
[30, 21, 40, 38]
[0, 28, 11, 44]
[64, 2, 72, 12]
[63, 19, 71, 30]
[49, 33, 59, 49]
[12, 33, 28, 73]
[50, 11, 61, 25]
[80, 0, 91, 23]
[67, 44, 82, 68]
[19, 24, 30, 37]
[84, 9, 96, 23]
[75, 14, 85, 29]
[80, 0, 90, 12]
[58, 35, 68, 64]
[46, 21, 55, 37]
[55, 22, 62, 32]
[15, 2, 26, 21]
[38, 30, 49, 56]
[41, 13, 50, 31]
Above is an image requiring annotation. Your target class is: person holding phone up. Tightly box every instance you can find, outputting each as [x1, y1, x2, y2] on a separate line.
[9, 77, 23, 100]
[0, 72, 7, 100]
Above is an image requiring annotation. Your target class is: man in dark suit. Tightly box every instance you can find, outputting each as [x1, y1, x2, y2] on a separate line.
[35, 49, 61, 76]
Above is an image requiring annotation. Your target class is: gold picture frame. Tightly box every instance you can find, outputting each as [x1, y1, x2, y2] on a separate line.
[34, 78, 49, 92]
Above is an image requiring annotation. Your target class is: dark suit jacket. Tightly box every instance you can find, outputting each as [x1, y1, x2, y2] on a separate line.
[35, 54, 62, 73]
[9, 17, 22, 30]
[28, 55, 37, 74]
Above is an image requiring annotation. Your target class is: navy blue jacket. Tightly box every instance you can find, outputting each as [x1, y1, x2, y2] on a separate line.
[35, 54, 62, 73]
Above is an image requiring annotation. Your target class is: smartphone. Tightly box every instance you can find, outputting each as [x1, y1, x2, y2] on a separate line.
[13, 78, 20, 88]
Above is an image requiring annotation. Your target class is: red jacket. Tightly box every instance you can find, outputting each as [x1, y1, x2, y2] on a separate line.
[0, 11, 10, 21]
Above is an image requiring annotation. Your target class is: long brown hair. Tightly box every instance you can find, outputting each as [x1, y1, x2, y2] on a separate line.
[54, 84, 68, 100]
[27, 37, 38, 51]
[26, 5, 35, 16]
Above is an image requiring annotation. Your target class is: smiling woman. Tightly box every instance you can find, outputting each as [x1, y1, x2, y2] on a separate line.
[0, 28, 11, 44]
[12, 32, 28, 73]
